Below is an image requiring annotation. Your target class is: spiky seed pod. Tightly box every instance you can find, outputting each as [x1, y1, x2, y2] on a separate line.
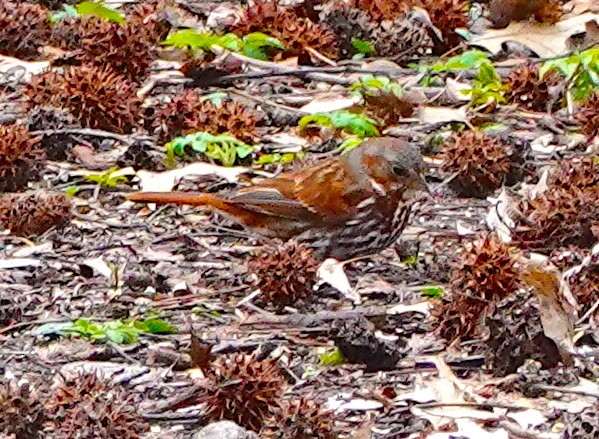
[575, 93, 599, 139]
[200, 353, 286, 431]
[50, 16, 158, 80]
[344, 0, 412, 21]
[441, 131, 519, 198]
[549, 156, 599, 191]
[0, 378, 47, 438]
[247, 242, 319, 311]
[322, 7, 374, 58]
[27, 106, 82, 161]
[432, 235, 521, 342]
[146, 90, 258, 144]
[370, 16, 433, 60]
[0, 124, 45, 193]
[46, 373, 148, 438]
[125, 0, 171, 44]
[264, 398, 337, 439]
[514, 157, 599, 251]
[412, 0, 469, 54]
[0, 192, 72, 237]
[534, 0, 564, 24]
[25, 65, 142, 134]
[0, 1, 51, 59]
[505, 63, 563, 112]
[231, 0, 339, 60]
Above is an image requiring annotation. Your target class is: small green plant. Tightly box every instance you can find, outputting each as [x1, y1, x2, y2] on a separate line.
[299, 111, 380, 138]
[163, 30, 285, 61]
[256, 151, 304, 166]
[165, 132, 255, 167]
[84, 167, 128, 188]
[319, 348, 346, 366]
[50, 1, 126, 24]
[64, 186, 80, 197]
[350, 75, 403, 99]
[421, 286, 444, 298]
[463, 61, 509, 107]
[334, 137, 364, 154]
[541, 48, 599, 101]
[432, 50, 490, 73]
[39, 317, 176, 345]
[416, 50, 491, 86]
[351, 39, 375, 59]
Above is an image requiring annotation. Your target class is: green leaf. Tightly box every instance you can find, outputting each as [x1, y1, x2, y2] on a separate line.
[137, 317, 176, 334]
[421, 286, 444, 298]
[402, 255, 418, 266]
[163, 30, 231, 51]
[336, 137, 364, 154]
[49, 5, 78, 23]
[103, 321, 139, 344]
[84, 167, 128, 188]
[432, 50, 490, 73]
[351, 39, 375, 56]
[35, 322, 73, 335]
[165, 132, 255, 167]
[64, 186, 80, 197]
[256, 152, 303, 165]
[319, 348, 346, 366]
[300, 111, 379, 138]
[76, 1, 125, 24]
[241, 33, 284, 60]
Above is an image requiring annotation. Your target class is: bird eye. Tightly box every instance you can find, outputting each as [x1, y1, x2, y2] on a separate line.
[392, 164, 409, 177]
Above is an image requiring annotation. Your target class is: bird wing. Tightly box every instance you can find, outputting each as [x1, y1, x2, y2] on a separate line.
[293, 159, 369, 223]
[223, 177, 320, 221]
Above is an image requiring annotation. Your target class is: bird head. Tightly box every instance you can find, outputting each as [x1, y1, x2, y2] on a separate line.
[357, 137, 429, 197]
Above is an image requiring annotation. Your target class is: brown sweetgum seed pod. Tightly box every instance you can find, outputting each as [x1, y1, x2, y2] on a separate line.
[441, 130, 515, 198]
[575, 93, 599, 139]
[50, 15, 158, 80]
[247, 242, 319, 311]
[505, 63, 563, 112]
[265, 398, 337, 439]
[412, 0, 469, 54]
[344, 0, 412, 21]
[0, 192, 72, 237]
[232, 0, 339, 60]
[0, 1, 51, 59]
[514, 157, 599, 251]
[201, 353, 286, 431]
[432, 235, 521, 341]
[0, 378, 47, 438]
[24, 65, 142, 134]
[0, 123, 45, 193]
[147, 89, 258, 144]
[46, 373, 148, 438]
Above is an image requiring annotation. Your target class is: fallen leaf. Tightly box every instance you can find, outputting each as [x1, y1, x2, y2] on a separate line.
[299, 94, 359, 114]
[470, 13, 599, 58]
[418, 106, 469, 124]
[315, 258, 361, 304]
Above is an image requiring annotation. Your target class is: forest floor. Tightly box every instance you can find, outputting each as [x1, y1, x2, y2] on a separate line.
[1, 0, 599, 438]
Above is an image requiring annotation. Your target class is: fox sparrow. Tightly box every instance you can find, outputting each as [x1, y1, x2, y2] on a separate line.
[127, 137, 428, 259]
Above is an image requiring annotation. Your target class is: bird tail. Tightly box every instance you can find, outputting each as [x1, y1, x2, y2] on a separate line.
[125, 191, 218, 207]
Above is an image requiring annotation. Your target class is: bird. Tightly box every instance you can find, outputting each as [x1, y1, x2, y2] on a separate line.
[126, 137, 429, 260]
